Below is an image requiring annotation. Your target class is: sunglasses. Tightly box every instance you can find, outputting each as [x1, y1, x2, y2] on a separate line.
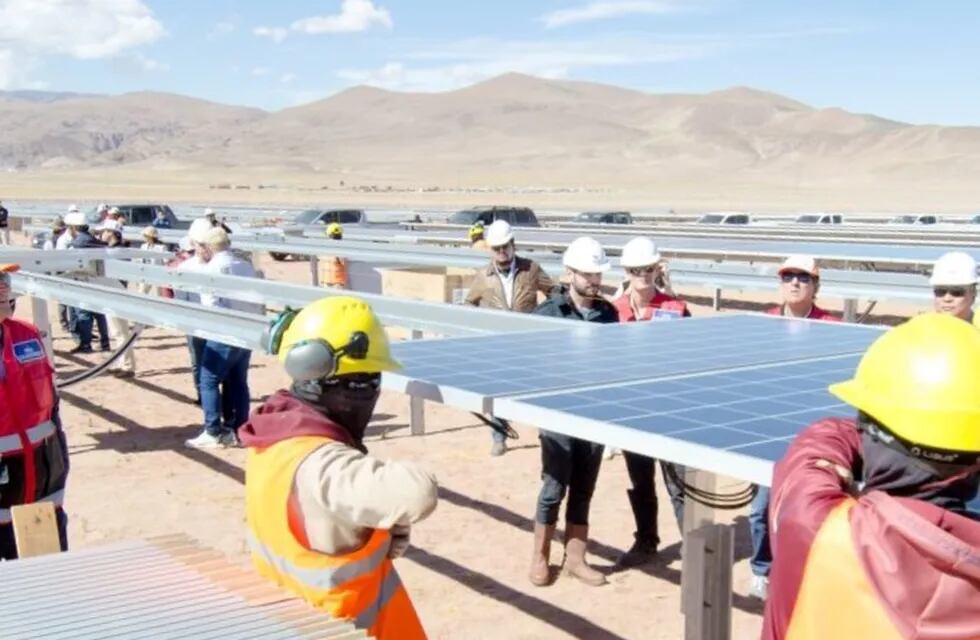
[627, 266, 657, 276]
[780, 271, 814, 284]
[933, 286, 969, 298]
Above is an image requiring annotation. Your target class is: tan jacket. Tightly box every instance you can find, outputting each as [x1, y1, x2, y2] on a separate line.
[465, 255, 554, 313]
[294, 442, 439, 555]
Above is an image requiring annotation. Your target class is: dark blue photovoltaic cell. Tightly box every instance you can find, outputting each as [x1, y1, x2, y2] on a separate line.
[392, 314, 880, 397]
[517, 354, 863, 463]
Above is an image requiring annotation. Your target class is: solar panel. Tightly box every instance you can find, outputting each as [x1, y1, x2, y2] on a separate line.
[495, 354, 861, 486]
[389, 314, 879, 401]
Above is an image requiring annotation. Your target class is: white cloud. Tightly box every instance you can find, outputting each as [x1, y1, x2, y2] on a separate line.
[291, 0, 392, 34]
[0, 0, 164, 88]
[208, 21, 235, 40]
[134, 53, 168, 72]
[336, 36, 720, 92]
[542, 1, 685, 29]
[0, 0, 164, 58]
[253, 25, 288, 43]
[280, 72, 296, 84]
[251, 66, 271, 77]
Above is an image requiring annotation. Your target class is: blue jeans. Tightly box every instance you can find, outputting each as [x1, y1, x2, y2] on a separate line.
[199, 341, 251, 437]
[187, 336, 206, 402]
[70, 307, 109, 349]
[749, 485, 772, 577]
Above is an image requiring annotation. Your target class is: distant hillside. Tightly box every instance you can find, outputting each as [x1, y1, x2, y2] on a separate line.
[2, 73, 979, 194]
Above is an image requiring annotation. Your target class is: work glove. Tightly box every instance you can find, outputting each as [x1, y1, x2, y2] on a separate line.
[388, 524, 411, 559]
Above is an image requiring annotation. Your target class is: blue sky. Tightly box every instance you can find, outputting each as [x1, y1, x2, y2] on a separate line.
[1, 0, 978, 125]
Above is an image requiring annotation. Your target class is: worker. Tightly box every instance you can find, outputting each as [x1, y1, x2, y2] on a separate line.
[137, 227, 168, 296]
[468, 221, 488, 250]
[56, 205, 79, 250]
[204, 207, 233, 233]
[65, 209, 111, 354]
[763, 313, 980, 638]
[752, 255, 842, 598]
[322, 222, 349, 289]
[0, 264, 70, 560]
[465, 220, 555, 456]
[929, 251, 977, 326]
[0, 200, 8, 246]
[611, 238, 687, 566]
[529, 237, 618, 587]
[243, 296, 437, 638]
[767, 255, 840, 320]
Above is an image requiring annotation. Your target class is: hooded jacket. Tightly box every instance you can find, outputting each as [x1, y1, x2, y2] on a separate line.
[763, 418, 980, 639]
[240, 390, 438, 555]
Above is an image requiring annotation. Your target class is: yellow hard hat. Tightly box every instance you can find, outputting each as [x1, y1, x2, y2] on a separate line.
[274, 296, 400, 380]
[326, 222, 343, 238]
[829, 313, 980, 453]
[468, 222, 485, 240]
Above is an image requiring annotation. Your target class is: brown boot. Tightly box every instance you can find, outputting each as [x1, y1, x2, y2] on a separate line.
[563, 524, 607, 586]
[529, 523, 555, 586]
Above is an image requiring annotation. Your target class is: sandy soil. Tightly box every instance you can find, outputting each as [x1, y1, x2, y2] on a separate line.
[9, 234, 925, 640]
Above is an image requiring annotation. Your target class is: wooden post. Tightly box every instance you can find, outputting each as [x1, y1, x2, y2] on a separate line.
[409, 329, 426, 435]
[682, 524, 734, 640]
[712, 288, 723, 311]
[843, 298, 858, 323]
[11, 503, 62, 558]
[309, 255, 320, 287]
[30, 296, 54, 367]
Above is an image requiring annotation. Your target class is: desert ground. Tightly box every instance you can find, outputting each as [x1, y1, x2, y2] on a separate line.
[5, 226, 928, 640]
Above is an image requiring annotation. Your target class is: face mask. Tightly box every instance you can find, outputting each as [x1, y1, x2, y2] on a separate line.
[291, 373, 381, 451]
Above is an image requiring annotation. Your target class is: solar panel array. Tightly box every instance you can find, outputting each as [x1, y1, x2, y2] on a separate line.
[391, 314, 884, 484]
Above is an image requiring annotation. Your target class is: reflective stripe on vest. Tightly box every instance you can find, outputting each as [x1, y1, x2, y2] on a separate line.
[0, 420, 56, 455]
[0, 488, 65, 525]
[354, 566, 404, 631]
[247, 530, 390, 590]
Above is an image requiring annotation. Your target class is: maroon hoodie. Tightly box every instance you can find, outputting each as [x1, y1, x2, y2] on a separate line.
[239, 389, 355, 449]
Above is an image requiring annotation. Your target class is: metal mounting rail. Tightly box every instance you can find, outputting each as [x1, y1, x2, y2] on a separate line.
[10, 272, 266, 349]
[0, 247, 171, 272]
[103, 261, 570, 336]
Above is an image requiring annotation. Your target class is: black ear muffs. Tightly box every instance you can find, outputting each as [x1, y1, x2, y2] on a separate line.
[283, 331, 371, 382]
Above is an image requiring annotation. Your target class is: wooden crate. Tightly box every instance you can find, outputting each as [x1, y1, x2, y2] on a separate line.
[379, 266, 476, 304]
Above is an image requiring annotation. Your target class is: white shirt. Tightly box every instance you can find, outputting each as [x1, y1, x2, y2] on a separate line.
[55, 232, 72, 250]
[494, 259, 517, 309]
[200, 250, 263, 314]
[173, 254, 205, 303]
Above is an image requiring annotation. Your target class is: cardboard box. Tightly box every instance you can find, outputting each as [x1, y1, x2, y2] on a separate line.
[379, 266, 477, 304]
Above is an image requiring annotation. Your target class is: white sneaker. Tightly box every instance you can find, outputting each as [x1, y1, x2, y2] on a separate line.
[184, 431, 225, 449]
[603, 447, 620, 460]
[750, 575, 769, 600]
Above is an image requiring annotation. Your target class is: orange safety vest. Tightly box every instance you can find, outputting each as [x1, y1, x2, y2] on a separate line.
[245, 435, 427, 639]
[324, 257, 349, 288]
[783, 500, 903, 639]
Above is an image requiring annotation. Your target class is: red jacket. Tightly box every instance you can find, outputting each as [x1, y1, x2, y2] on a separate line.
[763, 419, 980, 639]
[0, 318, 68, 524]
[766, 304, 840, 322]
[613, 291, 691, 322]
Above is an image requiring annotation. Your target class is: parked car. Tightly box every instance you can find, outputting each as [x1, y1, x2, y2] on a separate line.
[269, 209, 367, 261]
[888, 214, 938, 225]
[969, 214, 980, 224]
[574, 211, 633, 224]
[448, 206, 540, 227]
[696, 212, 751, 225]
[794, 213, 843, 224]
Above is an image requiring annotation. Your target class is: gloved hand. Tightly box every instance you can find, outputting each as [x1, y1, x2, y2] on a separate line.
[388, 524, 411, 559]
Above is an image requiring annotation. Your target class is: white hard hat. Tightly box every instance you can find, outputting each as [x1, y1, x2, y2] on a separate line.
[563, 237, 610, 273]
[97, 203, 108, 211]
[67, 204, 80, 214]
[179, 236, 193, 252]
[204, 207, 215, 217]
[485, 220, 514, 247]
[108, 206, 120, 215]
[620, 237, 662, 268]
[778, 255, 820, 278]
[930, 251, 978, 286]
[188, 218, 214, 243]
[64, 212, 86, 226]
[98, 219, 121, 232]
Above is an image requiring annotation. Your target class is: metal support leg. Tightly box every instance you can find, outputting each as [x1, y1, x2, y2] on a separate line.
[843, 298, 858, 323]
[30, 297, 54, 367]
[712, 288, 723, 311]
[408, 329, 426, 435]
[680, 469, 732, 640]
[309, 255, 320, 287]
